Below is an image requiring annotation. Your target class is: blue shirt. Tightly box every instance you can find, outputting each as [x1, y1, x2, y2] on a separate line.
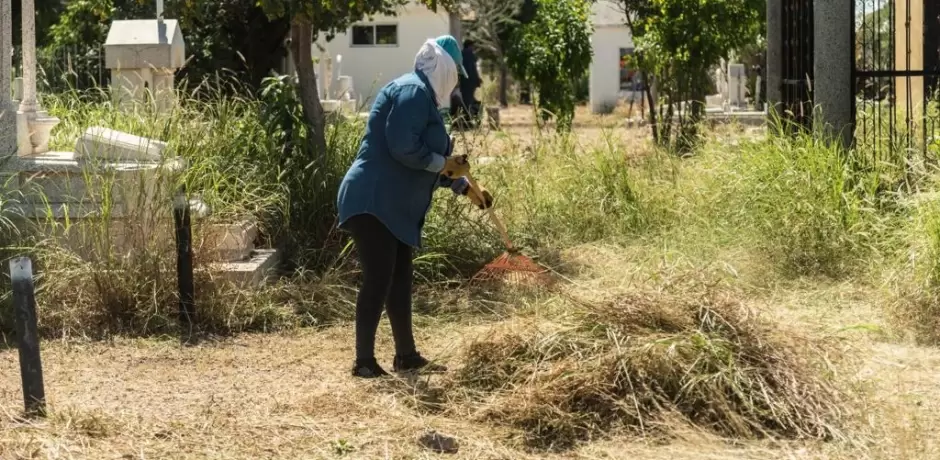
[336, 70, 456, 248]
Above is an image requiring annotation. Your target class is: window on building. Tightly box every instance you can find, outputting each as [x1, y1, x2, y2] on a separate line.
[351, 24, 398, 46]
[375, 25, 398, 45]
[351, 25, 375, 46]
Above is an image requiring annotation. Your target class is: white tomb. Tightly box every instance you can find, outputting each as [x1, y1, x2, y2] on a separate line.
[104, 19, 186, 113]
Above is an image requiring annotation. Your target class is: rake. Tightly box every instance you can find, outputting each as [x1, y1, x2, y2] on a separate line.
[463, 172, 554, 288]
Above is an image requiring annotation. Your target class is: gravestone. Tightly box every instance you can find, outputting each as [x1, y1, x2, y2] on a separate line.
[76, 126, 167, 162]
[0, 4, 277, 287]
[728, 63, 747, 109]
[712, 63, 729, 111]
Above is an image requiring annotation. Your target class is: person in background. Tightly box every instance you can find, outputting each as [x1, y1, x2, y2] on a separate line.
[336, 35, 495, 379]
[449, 39, 482, 129]
[460, 39, 482, 112]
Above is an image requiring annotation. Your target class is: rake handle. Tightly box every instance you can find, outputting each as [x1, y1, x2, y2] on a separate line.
[463, 171, 513, 251]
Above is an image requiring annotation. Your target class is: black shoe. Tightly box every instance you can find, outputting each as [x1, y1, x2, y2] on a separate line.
[351, 359, 390, 378]
[393, 352, 447, 373]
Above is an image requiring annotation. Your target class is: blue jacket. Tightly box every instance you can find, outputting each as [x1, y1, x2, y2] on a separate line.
[336, 70, 456, 248]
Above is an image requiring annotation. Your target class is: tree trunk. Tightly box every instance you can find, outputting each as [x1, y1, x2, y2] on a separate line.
[290, 17, 327, 158]
[679, 68, 708, 153]
[498, 62, 509, 107]
[642, 73, 658, 143]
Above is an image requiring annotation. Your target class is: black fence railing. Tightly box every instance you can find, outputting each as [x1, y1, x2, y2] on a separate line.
[20, 45, 109, 94]
[781, 0, 814, 130]
[852, 0, 940, 165]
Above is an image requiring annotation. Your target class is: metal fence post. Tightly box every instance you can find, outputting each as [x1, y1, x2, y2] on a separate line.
[10, 256, 46, 417]
[173, 189, 195, 337]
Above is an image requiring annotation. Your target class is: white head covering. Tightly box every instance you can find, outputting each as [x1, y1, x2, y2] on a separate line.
[414, 39, 459, 108]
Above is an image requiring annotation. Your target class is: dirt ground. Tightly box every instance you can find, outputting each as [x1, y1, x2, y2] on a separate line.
[455, 105, 765, 161]
[2, 246, 939, 459]
[451, 106, 647, 161]
[0, 324, 797, 459]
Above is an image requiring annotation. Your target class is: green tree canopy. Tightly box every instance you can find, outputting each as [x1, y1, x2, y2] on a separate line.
[172, 0, 291, 91]
[506, 0, 592, 131]
[42, 0, 288, 94]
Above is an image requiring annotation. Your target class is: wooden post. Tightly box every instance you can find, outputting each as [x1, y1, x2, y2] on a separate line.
[10, 256, 46, 417]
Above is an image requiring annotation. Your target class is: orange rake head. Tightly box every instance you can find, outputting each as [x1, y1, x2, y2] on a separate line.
[470, 247, 555, 288]
[463, 172, 555, 289]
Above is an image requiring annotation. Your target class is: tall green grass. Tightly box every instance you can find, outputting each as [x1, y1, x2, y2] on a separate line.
[0, 77, 353, 338]
[707, 130, 886, 278]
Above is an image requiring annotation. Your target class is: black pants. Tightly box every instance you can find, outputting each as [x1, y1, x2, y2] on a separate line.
[344, 214, 416, 362]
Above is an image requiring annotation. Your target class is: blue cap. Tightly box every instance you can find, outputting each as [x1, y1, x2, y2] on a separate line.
[434, 35, 468, 78]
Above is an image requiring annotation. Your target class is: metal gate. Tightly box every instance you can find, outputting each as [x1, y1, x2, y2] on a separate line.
[781, 0, 814, 130]
[852, 0, 940, 164]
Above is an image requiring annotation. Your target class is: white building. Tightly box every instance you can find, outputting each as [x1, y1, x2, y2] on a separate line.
[588, 0, 637, 114]
[312, 2, 456, 107]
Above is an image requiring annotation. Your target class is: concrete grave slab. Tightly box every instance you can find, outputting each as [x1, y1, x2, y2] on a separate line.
[75, 126, 169, 162]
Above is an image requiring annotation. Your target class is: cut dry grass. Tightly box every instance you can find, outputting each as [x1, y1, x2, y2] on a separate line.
[0, 327, 806, 460]
[441, 284, 845, 451]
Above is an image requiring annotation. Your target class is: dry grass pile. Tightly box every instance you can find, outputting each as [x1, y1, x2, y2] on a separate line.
[446, 286, 845, 451]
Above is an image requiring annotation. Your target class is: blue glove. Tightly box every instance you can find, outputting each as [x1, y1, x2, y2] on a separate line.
[449, 177, 493, 209]
[450, 176, 470, 195]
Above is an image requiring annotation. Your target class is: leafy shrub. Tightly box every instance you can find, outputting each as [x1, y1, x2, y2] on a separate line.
[507, 0, 593, 131]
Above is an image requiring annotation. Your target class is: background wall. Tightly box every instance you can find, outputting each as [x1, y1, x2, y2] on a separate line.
[315, 4, 451, 106]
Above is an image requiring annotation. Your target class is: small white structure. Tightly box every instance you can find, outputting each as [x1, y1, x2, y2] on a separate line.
[588, 0, 636, 114]
[104, 19, 186, 113]
[727, 63, 747, 109]
[317, 54, 357, 114]
[313, 1, 452, 105]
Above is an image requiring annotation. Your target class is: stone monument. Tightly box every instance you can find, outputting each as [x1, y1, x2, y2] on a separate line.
[14, 0, 60, 157]
[714, 62, 729, 111]
[813, 0, 853, 149]
[104, 16, 186, 113]
[318, 53, 358, 114]
[0, 0, 13, 156]
[727, 63, 747, 109]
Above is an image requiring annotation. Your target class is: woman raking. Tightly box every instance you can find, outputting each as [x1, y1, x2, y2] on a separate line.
[336, 35, 494, 378]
